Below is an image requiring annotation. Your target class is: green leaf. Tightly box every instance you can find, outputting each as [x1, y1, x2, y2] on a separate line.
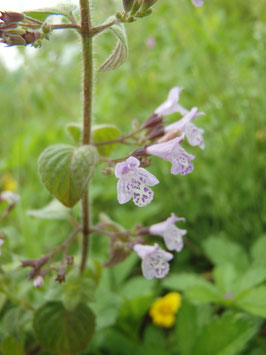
[93, 124, 121, 157]
[62, 273, 96, 311]
[24, 4, 76, 22]
[236, 266, 266, 294]
[251, 235, 266, 267]
[0, 336, 24, 355]
[38, 144, 98, 207]
[27, 199, 70, 220]
[33, 301, 95, 355]
[192, 312, 258, 355]
[236, 286, 266, 318]
[176, 299, 199, 355]
[98, 17, 128, 72]
[162, 273, 211, 292]
[176, 299, 212, 355]
[66, 123, 82, 144]
[186, 283, 222, 304]
[90, 289, 122, 330]
[213, 263, 238, 295]
[202, 237, 249, 270]
[120, 276, 155, 299]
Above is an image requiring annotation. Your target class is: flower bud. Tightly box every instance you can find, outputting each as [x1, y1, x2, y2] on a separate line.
[23, 31, 42, 45]
[56, 267, 66, 283]
[1, 34, 26, 46]
[140, 0, 158, 12]
[33, 275, 44, 288]
[0, 11, 25, 24]
[123, 0, 135, 12]
[130, 0, 143, 15]
[142, 113, 163, 129]
[158, 129, 182, 143]
[66, 256, 74, 266]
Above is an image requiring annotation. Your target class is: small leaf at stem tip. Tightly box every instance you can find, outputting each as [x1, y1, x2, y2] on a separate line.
[24, 4, 77, 22]
[123, 0, 135, 12]
[93, 124, 121, 156]
[98, 17, 128, 72]
[140, 0, 158, 12]
[38, 144, 99, 207]
[130, 0, 143, 15]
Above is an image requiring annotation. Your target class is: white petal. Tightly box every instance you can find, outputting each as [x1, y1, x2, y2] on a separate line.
[117, 179, 131, 204]
[142, 259, 155, 280]
[137, 168, 159, 186]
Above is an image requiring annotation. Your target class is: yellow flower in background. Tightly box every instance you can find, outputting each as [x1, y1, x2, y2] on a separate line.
[149, 292, 182, 328]
[1, 173, 17, 192]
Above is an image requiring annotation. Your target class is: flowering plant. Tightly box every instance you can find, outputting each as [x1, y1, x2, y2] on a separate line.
[2, 1, 264, 354]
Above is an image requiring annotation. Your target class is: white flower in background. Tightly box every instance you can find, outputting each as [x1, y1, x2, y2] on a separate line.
[150, 213, 187, 252]
[134, 243, 173, 280]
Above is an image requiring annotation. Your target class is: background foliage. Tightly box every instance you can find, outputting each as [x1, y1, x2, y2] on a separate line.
[0, 0, 265, 354]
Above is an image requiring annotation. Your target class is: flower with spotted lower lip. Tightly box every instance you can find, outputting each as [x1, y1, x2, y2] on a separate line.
[134, 243, 173, 279]
[145, 135, 195, 175]
[115, 157, 159, 207]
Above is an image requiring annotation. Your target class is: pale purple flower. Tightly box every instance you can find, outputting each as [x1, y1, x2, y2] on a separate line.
[155, 87, 188, 117]
[33, 275, 44, 288]
[0, 191, 20, 204]
[224, 292, 233, 300]
[165, 107, 205, 149]
[115, 157, 159, 207]
[146, 36, 155, 49]
[134, 243, 173, 280]
[146, 135, 195, 175]
[192, 0, 204, 7]
[0, 239, 4, 256]
[150, 213, 187, 252]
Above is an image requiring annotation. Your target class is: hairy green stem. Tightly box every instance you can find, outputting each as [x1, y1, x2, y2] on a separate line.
[79, 0, 93, 273]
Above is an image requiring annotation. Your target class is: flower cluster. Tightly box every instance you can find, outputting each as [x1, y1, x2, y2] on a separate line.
[116, 86, 205, 206]
[133, 214, 186, 279]
[113, 86, 204, 280]
[149, 292, 182, 328]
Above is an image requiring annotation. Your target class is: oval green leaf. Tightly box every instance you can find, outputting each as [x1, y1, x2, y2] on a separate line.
[93, 124, 121, 157]
[34, 301, 95, 355]
[38, 144, 98, 207]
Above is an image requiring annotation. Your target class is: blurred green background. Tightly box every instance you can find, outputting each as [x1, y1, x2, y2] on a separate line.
[0, 0, 266, 354]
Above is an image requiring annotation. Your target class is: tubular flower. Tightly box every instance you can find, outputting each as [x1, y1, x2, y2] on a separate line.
[115, 157, 159, 207]
[133, 243, 173, 280]
[150, 213, 187, 252]
[145, 135, 195, 175]
[149, 292, 182, 328]
[165, 107, 205, 149]
[192, 0, 204, 7]
[155, 87, 188, 117]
